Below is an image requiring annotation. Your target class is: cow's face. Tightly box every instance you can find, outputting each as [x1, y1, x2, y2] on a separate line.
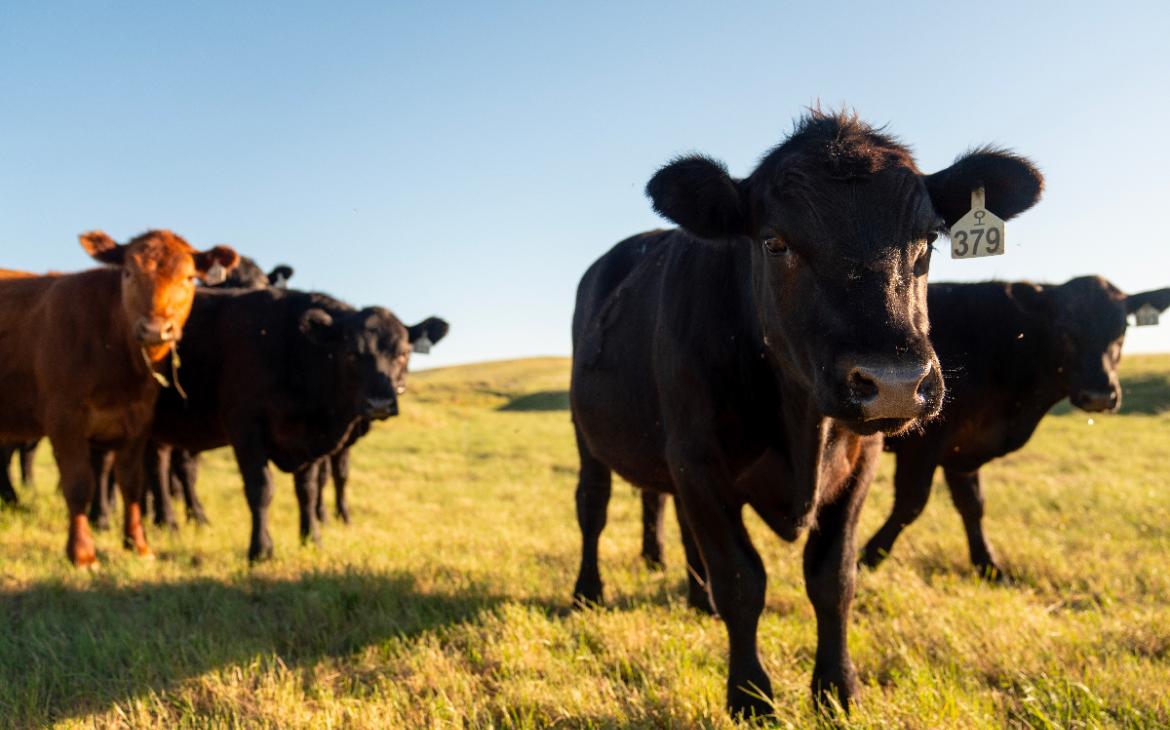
[80, 230, 239, 362]
[646, 112, 1044, 435]
[301, 308, 448, 420]
[1019, 278, 1170, 413]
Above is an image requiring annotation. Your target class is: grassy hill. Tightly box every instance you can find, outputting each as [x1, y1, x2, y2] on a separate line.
[1, 355, 1168, 728]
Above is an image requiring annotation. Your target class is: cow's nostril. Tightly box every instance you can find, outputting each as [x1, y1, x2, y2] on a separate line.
[847, 368, 879, 403]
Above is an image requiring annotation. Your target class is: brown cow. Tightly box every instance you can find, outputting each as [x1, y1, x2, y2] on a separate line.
[0, 230, 238, 565]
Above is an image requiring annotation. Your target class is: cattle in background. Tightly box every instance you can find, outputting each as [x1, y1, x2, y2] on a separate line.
[146, 283, 447, 561]
[86, 257, 297, 528]
[570, 111, 1043, 718]
[0, 230, 238, 565]
[858, 278, 1170, 577]
[639, 278, 1170, 584]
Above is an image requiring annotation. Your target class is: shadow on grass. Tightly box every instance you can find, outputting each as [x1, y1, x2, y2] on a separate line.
[0, 570, 503, 724]
[498, 390, 569, 412]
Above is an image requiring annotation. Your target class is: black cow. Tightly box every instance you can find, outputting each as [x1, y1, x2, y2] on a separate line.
[570, 110, 1043, 718]
[146, 285, 447, 560]
[858, 277, 1170, 577]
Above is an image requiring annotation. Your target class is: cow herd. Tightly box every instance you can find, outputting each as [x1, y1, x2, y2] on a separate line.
[1, 109, 1167, 721]
[0, 231, 448, 564]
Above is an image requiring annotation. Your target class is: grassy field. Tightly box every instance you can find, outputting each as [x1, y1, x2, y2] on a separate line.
[1, 355, 1169, 728]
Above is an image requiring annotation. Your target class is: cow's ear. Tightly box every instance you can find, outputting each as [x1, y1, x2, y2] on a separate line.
[79, 231, 124, 265]
[1126, 287, 1170, 314]
[1008, 282, 1051, 317]
[300, 308, 343, 346]
[925, 148, 1044, 227]
[268, 265, 294, 288]
[408, 317, 449, 354]
[646, 155, 752, 239]
[193, 245, 241, 284]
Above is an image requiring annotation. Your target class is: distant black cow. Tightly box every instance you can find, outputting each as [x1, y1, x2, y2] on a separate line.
[144, 285, 446, 560]
[857, 277, 1170, 577]
[570, 110, 1043, 718]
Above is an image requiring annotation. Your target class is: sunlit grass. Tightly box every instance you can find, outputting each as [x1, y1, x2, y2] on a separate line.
[1, 355, 1168, 727]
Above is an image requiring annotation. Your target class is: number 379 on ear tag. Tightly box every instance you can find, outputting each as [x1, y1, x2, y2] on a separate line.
[950, 187, 1005, 259]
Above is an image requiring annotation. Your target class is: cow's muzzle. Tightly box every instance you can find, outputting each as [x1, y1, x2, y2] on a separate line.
[846, 359, 943, 421]
[134, 318, 177, 346]
[364, 398, 398, 419]
[1072, 388, 1119, 413]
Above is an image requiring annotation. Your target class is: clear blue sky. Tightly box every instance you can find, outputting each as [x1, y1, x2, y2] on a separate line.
[2, 1, 1168, 368]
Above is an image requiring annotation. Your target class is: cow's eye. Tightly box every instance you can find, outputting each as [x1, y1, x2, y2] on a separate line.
[762, 236, 789, 256]
[913, 249, 931, 277]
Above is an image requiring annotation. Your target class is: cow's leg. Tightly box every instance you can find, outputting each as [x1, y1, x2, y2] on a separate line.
[859, 452, 937, 569]
[48, 428, 98, 566]
[675, 503, 715, 614]
[944, 468, 1002, 579]
[670, 443, 771, 720]
[86, 447, 111, 530]
[640, 490, 667, 569]
[173, 450, 209, 525]
[114, 436, 152, 556]
[0, 445, 18, 505]
[19, 440, 37, 488]
[572, 425, 613, 607]
[146, 445, 178, 529]
[332, 449, 351, 524]
[232, 436, 275, 562]
[293, 461, 322, 546]
[804, 460, 872, 713]
[314, 457, 329, 525]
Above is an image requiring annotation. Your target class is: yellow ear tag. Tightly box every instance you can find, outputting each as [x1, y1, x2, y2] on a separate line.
[1134, 303, 1160, 327]
[950, 187, 1006, 259]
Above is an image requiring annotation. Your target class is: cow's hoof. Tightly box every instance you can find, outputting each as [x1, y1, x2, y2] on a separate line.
[641, 553, 665, 571]
[728, 681, 775, 722]
[976, 562, 1007, 583]
[812, 667, 858, 715]
[91, 517, 111, 532]
[857, 545, 888, 570]
[248, 544, 275, 563]
[572, 580, 603, 610]
[337, 507, 351, 524]
[687, 591, 717, 616]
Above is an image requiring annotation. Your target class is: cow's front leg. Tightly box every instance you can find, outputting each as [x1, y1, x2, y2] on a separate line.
[145, 445, 178, 529]
[314, 457, 330, 525]
[331, 449, 351, 523]
[293, 461, 322, 546]
[231, 434, 275, 562]
[640, 490, 667, 569]
[669, 440, 772, 720]
[572, 424, 613, 607]
[859, 451, 937, 569]
[48, 426, 98, 566]
[114, 435, 152, 556]
[173, 450, 209, 525]
[803, 448, 876, 713]
[944, 468, 1003, 580]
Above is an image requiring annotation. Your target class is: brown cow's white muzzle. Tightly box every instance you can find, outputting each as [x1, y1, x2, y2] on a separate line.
[847, 360, 941, 420]
[135, 318, 177, 346]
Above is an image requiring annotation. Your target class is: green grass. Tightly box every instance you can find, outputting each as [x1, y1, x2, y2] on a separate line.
[2, 355, 1169, 728]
